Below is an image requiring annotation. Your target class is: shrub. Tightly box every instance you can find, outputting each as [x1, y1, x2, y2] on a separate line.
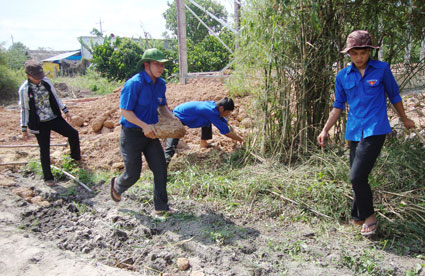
[0, 48, 25, 105]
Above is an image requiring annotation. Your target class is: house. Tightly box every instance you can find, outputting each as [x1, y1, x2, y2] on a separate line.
[41, 50, 81, 78]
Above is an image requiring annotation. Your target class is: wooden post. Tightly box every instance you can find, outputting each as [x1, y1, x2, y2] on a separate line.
[177, 0, 188, 84]
[0, 143, 67, 148]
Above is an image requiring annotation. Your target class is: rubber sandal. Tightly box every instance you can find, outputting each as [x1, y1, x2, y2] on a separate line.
[110, 177, 121, 202]
[153, 207, 178, 217]
[361, 221, 377, 236]
[45, 180, 56, 186]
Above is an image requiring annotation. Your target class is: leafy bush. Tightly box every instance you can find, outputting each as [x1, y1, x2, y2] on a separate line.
[6, 42, 29, 70]
[0, 46, 25, 105]
[92, 36, 179, 82]
[187, 32, 233, 73]
[91, 33, 234, 82]
[91, 36, 144, 81]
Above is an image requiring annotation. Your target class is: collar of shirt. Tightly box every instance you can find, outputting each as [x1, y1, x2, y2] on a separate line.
[346, 59, 380, 75]
[29, 82, 41, 90]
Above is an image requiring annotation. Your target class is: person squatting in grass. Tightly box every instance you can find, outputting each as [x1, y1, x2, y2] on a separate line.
[110, 48, 177, 216]
[18, 60, 81, 187]
[164, 97, 244, 165]
[317, 30, 415, 236]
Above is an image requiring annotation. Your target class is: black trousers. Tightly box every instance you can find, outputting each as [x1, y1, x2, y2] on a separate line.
[201, 124, 212, 140]
[115, 127, 169, 211]
[349, 134, 386, 221]
[35, 117, 80, 181]
[164, 124, 213, 162]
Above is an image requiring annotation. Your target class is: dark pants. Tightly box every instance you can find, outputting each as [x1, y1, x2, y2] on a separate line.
[35, 117, 80, 181]
[164, 124, 213, 162]
[116, 127, 169, 211]
[349, 134, 386, 221]
[201, 124, 212, 140]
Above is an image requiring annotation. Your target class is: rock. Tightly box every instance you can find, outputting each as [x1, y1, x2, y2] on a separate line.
[0, 176, 15, 187]
[91, 112, 110, 132]
[112, 229, 128, 241]
[72, 115, 84, 127]
[111, 162, 124, 170]
[54, 82, 68, 92]
[30, 196, 50, 207]
[24, 196, 33, 202]
[13, 187, 36, 198]
[103, 120, 115, 129]
[154, 115, 186, 138]
[240, 244, 256, 254]
[177, 257, 190, 271]
[100, 127, 112, 134]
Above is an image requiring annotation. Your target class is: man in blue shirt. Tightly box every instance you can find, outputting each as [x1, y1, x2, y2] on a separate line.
[317, 30, 415, 236]
[164, 97, 244, 164]
[110, 48, 176, 216]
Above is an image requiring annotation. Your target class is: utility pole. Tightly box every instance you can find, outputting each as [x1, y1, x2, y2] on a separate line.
[11, 35, 14, 45]
[98, 18, 104, 36]
[177, 0, 188, 84]
[234, 0, 240, 50]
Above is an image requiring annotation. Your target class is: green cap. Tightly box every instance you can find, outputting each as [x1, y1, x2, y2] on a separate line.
[140, 48, 168, 63]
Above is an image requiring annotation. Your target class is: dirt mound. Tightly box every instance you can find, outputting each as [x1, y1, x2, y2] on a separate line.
[1, 79, 424, 170]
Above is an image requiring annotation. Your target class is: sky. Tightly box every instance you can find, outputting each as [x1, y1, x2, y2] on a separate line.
[0, 0, 234, 51]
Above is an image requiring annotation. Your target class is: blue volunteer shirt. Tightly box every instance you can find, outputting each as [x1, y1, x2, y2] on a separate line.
[334, 59, 402, 141]
[173, 101, 230, 135]
[120, 71, 167, 128]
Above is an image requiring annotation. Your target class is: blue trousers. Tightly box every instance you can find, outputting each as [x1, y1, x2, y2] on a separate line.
[349, 134, 386, 221]
[115, 127, 169, 211]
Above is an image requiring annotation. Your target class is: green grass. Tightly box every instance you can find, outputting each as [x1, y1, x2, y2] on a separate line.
[340, 249, 394, 276]
[164, 135, 424, 247]
[52, 68, 123, 95]
[25, 154, 114, 190]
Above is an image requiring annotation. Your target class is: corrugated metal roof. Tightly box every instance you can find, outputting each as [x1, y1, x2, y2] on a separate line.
[42, 50, 81, 62]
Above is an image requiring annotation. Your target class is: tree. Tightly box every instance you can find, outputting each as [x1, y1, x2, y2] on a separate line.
[187, 31, 233, 72]
[91, 36, 178, 81]
[163, 0, 228, 43]
[0, 44, 22, 104]
[91, 28, 103, 37]
[234, 0, 424, 161]
[91, 36, 142, 81]
[6, 42, 29, 70]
